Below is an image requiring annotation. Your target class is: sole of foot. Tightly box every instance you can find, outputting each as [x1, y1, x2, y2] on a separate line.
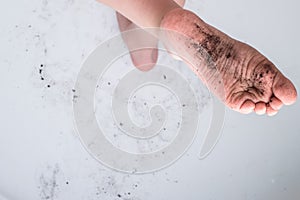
[160, 8, 297, 116]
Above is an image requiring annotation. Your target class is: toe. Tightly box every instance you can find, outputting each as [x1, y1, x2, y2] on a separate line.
[266, 104, 278, 116]
[254, 102, 266, 115]
[240, 100, 255, 114]
[269, 96, 283, 110]
[273, 71, 297, 105]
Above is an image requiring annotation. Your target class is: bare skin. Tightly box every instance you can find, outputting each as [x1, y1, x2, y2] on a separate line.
[115, 0, 186, 71]
[97, 0, 297, 116]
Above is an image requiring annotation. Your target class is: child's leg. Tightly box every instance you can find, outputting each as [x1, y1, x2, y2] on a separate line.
[97, 0, 180, 27]
[115, 0, 186, 71]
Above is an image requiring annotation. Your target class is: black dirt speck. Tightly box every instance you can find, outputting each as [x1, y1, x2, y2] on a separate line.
[226, 52, 231, 58]
[39, 64, 44, 80]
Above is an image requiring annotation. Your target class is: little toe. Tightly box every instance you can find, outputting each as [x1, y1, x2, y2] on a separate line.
[266, 104, 278, 116]
[273, 71, 297, 105]
[254, 102, 266, 115]
[240, 100, 255, 114]
[269, 96, 283, 111]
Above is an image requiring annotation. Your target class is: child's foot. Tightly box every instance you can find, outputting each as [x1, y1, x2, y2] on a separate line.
[160, 8, 297, 116]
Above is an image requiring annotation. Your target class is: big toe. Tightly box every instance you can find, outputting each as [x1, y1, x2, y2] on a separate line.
[273, 71, 297, 105]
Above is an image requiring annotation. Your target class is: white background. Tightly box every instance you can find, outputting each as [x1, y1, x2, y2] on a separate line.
[0, 0, 299, 199]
